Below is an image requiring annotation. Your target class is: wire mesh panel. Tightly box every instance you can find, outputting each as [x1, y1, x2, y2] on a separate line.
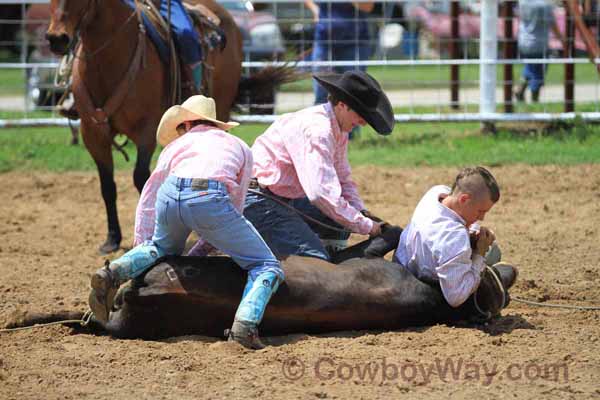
[1, 0, 600, 126]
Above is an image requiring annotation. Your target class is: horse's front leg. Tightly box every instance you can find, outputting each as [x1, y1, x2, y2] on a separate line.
[81, 121, 122, 254]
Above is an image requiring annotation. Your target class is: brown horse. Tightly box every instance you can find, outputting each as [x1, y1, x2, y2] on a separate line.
[45, 0, 286, 254]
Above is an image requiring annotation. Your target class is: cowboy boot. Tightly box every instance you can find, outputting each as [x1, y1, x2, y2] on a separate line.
[181, 63, 202, 98]
[227, 272, 280, 350]
[89, 261, 122, 324]
[514, 80, 527, 102]
[89, 242, 165, 323]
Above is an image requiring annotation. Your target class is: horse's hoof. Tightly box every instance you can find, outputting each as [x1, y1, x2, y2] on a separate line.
[99, 239, 120, 255]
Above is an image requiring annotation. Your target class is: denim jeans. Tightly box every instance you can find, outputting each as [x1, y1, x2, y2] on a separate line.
[311, 40, 373, 104]
[521, 52, 547, 92]
[243, 190, 330, 260]
[288, 197, 350, 241]
[116, 176, 283, 282]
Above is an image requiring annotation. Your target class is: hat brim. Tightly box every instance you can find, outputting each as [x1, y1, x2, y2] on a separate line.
[314, 74, 395, 135]
[156, 105, 239, 147]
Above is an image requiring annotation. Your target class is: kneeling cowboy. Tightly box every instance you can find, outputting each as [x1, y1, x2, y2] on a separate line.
[89, 95, 283, 350]
[243, 71, 395, 260]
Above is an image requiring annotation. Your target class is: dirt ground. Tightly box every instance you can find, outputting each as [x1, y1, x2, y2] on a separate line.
[1, 165, 599, 399]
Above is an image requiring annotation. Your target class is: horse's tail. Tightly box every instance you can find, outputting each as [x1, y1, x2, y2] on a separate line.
[235, 64, 306, 114]
[2, 309, 104, 334]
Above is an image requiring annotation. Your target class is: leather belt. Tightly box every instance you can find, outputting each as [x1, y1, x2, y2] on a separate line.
[190, 178, 212, 190]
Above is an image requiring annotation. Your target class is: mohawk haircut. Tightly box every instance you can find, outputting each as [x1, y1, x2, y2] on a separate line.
[451, 166, 500, 203]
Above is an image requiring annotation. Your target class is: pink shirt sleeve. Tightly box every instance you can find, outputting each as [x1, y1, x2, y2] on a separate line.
[335, 138, 366, 211]
[133, 152, 170, 246]
[286, 126, 373, 235]
[231, 141, 253, 213]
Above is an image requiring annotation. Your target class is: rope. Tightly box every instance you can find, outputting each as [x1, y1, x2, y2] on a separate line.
[248, 188, 352, 235]
[0, 310, 94, 333]
[473, 266, 600, 314]
[512, 297, 600, 311]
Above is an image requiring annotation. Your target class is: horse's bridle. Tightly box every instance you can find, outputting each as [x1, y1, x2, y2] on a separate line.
[57, 0, 98, 38]
[58, 0, 140, 60]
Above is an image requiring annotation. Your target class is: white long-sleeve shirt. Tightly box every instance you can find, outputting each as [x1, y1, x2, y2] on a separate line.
[394, 185, 486, 307]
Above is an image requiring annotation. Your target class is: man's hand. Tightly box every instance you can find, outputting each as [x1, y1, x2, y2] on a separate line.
[475, 227, 496, 257]
[369, 221, 383, 237]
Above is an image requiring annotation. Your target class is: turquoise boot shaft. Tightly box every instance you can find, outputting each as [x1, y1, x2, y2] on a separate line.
[234, 272, 280, 326]
[110, 241, 166, 281]
[192, 63, 202, 92]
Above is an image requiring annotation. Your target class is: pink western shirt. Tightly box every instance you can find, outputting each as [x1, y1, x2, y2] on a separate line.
[251, 103, 373, 235]
[133, 125, 253, 246]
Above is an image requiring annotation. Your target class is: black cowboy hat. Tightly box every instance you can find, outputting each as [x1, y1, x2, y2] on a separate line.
[313, 71, 395, 135]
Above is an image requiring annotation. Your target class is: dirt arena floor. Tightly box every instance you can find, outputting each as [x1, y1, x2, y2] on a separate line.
[1, 165, 599, 399]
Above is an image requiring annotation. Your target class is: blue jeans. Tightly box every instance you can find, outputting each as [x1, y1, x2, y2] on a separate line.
[288, 197, 350, 241]
[401, 29, 420, 58]
[243, 190, 330, 261]
[311, 40, 373, 104]
[521, 52, 547, 92]
[115, 176, 283, 282]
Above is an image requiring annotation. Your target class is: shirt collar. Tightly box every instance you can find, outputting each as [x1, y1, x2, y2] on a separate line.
[188, 124, 218, 134]
[437, 189, 468, 227]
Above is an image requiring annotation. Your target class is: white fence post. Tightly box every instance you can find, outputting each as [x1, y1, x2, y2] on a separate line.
[480, 0, 498, 126]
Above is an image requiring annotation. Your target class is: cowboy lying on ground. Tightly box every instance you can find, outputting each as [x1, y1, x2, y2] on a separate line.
[243, 70, 396, 261]
[89, 95, 283, 350]
[394, 166, 518, 308]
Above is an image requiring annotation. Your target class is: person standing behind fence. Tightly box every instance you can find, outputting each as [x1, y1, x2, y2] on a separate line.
[515, 0, 564, 103]
[305, 0, 375, 105]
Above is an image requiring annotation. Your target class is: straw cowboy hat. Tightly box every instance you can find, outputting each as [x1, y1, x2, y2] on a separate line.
[313, 71, 395, 135]
[156, 95, 239, 147]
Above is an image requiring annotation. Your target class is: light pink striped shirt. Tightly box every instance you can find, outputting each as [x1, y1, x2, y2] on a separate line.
[251, 103, 373, 235]
[133, 125, 252, 246]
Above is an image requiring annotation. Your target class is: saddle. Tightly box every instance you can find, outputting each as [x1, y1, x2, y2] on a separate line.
[56, 0, 228, 119]
[141, 0, 227, 100]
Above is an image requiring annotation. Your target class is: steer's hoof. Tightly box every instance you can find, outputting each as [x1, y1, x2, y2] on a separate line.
[493, 262, 519, 291]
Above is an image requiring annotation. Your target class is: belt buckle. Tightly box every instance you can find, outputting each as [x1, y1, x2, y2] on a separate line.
[249, 179, 259, 190]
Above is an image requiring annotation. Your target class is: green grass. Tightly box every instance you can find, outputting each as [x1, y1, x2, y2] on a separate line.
[0, 68, 26, 96]
[1, 118, 599, 173]
[348, 123, 600, 166]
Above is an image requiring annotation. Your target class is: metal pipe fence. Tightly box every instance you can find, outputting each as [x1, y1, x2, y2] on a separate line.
[1, 0, 599, 126]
